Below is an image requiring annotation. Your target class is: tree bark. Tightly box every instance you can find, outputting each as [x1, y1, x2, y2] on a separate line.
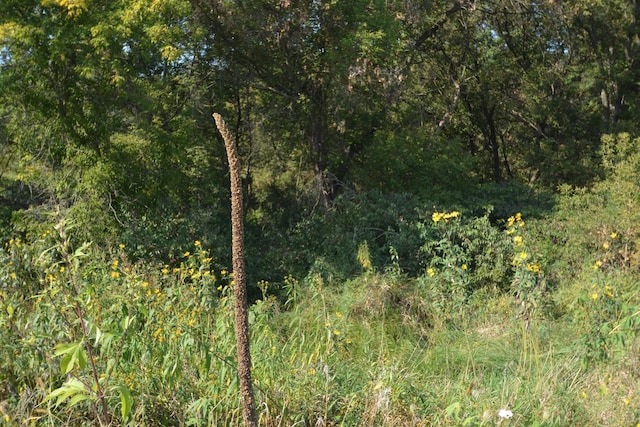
[213, 113, 257, 427]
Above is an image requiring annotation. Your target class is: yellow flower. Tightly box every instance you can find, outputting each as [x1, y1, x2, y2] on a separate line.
[593, 260, 603, 270]
[623, 397, 630, 405]
[110, 271, 120, 279]
[603, 243, 609, 249]
[427, 268, 435, 277]
[194, 240, 201, 247]
[333, 329, 341, 336]
[432, 212, 443, 223]
[611, 232, 617, 239]
[111, 260, 119, 270]
[461, 264, 468, 270]
[119, 243, 125, 249]
[183, 251, 191, 257]
[59, 266, 65, 273]
[10, 272, 16, 280]
[161, 266, 169, 274]
[336, 312, 342, 319]
[591, 293, 599, 300]
[513, 235, 524, 246]
[527, 263, 541, 273]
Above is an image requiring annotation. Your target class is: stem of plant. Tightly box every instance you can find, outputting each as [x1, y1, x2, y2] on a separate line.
[58, 224, 110, 426]
[214, 112, 257, 427]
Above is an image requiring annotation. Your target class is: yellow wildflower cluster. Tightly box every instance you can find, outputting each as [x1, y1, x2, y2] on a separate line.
[110, 259, 120, 279]
[589, 283, 615, 301]
[506, 212, 525, 234]
[432, 211, 460, 223]
[507, 213, 542, 274]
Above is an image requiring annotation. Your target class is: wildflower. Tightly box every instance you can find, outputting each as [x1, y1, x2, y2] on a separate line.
[611, 232, 617, 239]
[527, 263, 541, 273]
[195, 240, 201, 247]
[10, 272, 16, 280]
[593, 260, 603, 270]
[603, 243, 609, 249]
[336, 311, 343, 319]
[498, 409, 513, 419]
[333, 329, 341, 336]
[432, 211, 459, 223]
[142, 281, 149, 288]
[591, 293, 599, 300]
[161, 266, 169, 274]
[427, 268, 435, 277]
[110, 271, 120, 279]
[513, 235, 524, 246]
[461, 264, 468, 270]
[111, 260, 118, 270]
[59, 266, 65, 273]
[624, 397, 630, 405]
[183, 251, 191, 257]
[119, 243, 125, 249]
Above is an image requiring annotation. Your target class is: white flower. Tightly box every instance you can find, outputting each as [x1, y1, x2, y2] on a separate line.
[498, 409, 513, 419]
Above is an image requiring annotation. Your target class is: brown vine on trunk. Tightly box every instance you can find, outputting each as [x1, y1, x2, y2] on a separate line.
[213, 113, 257, 427]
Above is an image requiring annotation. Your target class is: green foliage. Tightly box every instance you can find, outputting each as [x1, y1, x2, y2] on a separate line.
[417, 209, 514, 295]
[1, 0, 640, 425]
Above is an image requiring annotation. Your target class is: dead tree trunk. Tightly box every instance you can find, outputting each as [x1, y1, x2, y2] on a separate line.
[213, 113, 257, 427]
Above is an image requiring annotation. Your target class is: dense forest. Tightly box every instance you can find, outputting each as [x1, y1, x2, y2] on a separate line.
[0, 0, 639, 425]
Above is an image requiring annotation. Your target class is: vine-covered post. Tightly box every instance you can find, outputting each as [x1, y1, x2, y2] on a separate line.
[213, 113, 257, 427]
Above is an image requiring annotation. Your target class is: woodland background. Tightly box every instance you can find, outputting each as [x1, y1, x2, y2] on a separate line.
[0, 0, 639, 425]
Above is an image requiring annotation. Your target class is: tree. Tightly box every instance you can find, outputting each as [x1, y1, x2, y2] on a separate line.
[192, 0, 404, 209]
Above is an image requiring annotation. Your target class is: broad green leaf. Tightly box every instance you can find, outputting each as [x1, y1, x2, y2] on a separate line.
[43, 378, 89, 409]
[115, 385, 133, 420]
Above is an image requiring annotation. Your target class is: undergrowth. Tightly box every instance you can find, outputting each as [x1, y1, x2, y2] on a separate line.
[0, 133, 639, 425]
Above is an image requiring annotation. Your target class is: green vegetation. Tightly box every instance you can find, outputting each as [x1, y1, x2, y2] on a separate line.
[1, 0, 639, 425]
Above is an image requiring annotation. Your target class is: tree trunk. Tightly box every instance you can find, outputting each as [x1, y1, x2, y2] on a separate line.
[309, 84, 332, 210]
[213, 113, 257, 427]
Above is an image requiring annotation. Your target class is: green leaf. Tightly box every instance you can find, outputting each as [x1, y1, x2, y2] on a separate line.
[115, 385, 133, 420]
[55, 342, 86, 374]
[43, 378, 89, 409]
